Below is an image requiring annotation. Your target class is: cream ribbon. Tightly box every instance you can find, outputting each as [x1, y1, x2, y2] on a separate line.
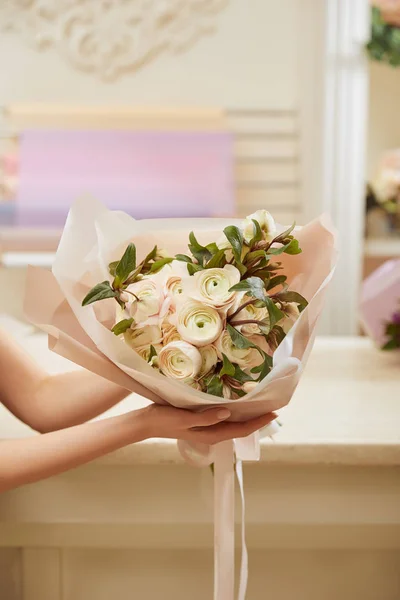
[178, 424, 279, 600]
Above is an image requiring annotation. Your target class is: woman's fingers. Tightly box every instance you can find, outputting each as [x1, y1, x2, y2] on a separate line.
[189, 412, 277, 444]
[187, 408, 231, 428]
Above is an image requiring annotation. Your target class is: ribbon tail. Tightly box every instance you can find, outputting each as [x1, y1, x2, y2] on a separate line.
[236, 459, 248, 600]
[214, 440, 235, 600]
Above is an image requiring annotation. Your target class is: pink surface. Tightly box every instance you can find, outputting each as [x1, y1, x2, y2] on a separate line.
[360, 259, 400, 346]
[16, 130, 235, 226]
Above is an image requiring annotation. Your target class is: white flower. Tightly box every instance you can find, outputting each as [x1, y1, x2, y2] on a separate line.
[127, 279, 163, 323]
[277, 302, 300, 334]
[162, 322, 182, 345]
[124, 325, 162, 349]
[243, 209, 276, 243]
[242, 381, 258, 394]
[176, 300, 223, 346]
[198, 344, 219, 378]
[159, 341, 202, 380]
[372, 170, 400, 203]
[183, 264, 240, 310]
[222, 384, 232, 399]
[215, 330, 260, 369]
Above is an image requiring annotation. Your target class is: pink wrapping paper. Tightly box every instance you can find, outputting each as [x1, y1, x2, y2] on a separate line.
[24, 198, 337, 599]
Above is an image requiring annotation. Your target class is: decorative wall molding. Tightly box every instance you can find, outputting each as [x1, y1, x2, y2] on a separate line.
[0, 0, 229, 80]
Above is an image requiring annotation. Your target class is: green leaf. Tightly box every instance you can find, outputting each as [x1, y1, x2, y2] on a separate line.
[223, 225, 243, 264]
[267, 275, 287, 290]
[188, 232, 212, 266]
[205, 249, 227, 269]
[226, 323, 259, 350]
[245, 249, 267, 264]
[108, 261, 119, 277]
[232, 365, 254, 383]
[175, 254, 193, 263]
[220, 353, 235, 377]
[187, 262, 204, 275]
[264, 325, 286, 350]
[229, 276, 266, 302]
[115, 243, 136, 286]
[206, 375, 224, 397]
[272, 222, 296, 243]
[381, 338, 400, 351]
[111, 317, 134, 336]
[143, 245, 158, 265]
[284, 239, 302, 255]
[148, 345, 158, 363]
[249, 219, 263, 245]
[250, 352, 273, 381]
[124, 264, 144, 285]
[246, 268, 274, 282]
[233, 387, 247, 398]
[275, 291, 308, 310]
[265, 242, 294, 257]
[82, 281, 117, 306]
[149, 257, 173, 273]
[264, 296, 285, 329]
[206, 242, 219, 255]
[386, 322, 400, 337]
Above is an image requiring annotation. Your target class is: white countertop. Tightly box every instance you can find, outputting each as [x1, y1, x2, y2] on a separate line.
[1, 328, 399, 466]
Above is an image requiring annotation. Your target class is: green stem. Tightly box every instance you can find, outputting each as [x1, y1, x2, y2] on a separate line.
[228, 298, 258, 321]
[229, 319, 264, 327]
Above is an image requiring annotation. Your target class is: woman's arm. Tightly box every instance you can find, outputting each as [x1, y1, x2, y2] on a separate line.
[0, 329, 131, 432]
[0, 405, 276, 493]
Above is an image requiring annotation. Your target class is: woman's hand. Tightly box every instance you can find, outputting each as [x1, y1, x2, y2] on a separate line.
[138, 405, 277, 445]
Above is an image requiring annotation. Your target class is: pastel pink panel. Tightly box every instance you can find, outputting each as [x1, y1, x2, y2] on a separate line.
[16, 130, 235, 226]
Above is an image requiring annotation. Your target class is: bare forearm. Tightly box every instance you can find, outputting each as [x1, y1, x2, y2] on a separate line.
[0, 329, 130, 432]
[0, 410, 147, 493]
[31, 370, 131, 432]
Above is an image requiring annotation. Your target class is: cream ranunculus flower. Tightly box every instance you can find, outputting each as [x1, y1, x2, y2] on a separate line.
[161, 260, 192, 309]
[127, 279, 164, 323]
[215, 330, 260, 369]
[159, 341, 202, 380]
[184, 264, 241, 310]
[242, 381, 258, 394]
[198, 344, 219, 378]
[222, 384, 232, 399]
[176, 300, 223, 346]
[243, 209, 276, 243]
[124, 325, 162, 349]
[162, 322, 182, 345]
[277, 302, 300, 334]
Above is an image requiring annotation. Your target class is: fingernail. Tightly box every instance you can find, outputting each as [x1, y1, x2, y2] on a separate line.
[217, 409, 231, 420]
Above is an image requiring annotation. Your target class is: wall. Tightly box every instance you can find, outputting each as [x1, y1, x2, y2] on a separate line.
[0, 0, 320, 225]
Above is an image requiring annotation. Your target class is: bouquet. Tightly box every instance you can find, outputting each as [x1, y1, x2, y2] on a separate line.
[81, 209, 308, 399]
[360, 259, 400, 351]
[367, 2, 400, 67]
[25, 198, 336, 600]
[382, 303, 400, 350]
